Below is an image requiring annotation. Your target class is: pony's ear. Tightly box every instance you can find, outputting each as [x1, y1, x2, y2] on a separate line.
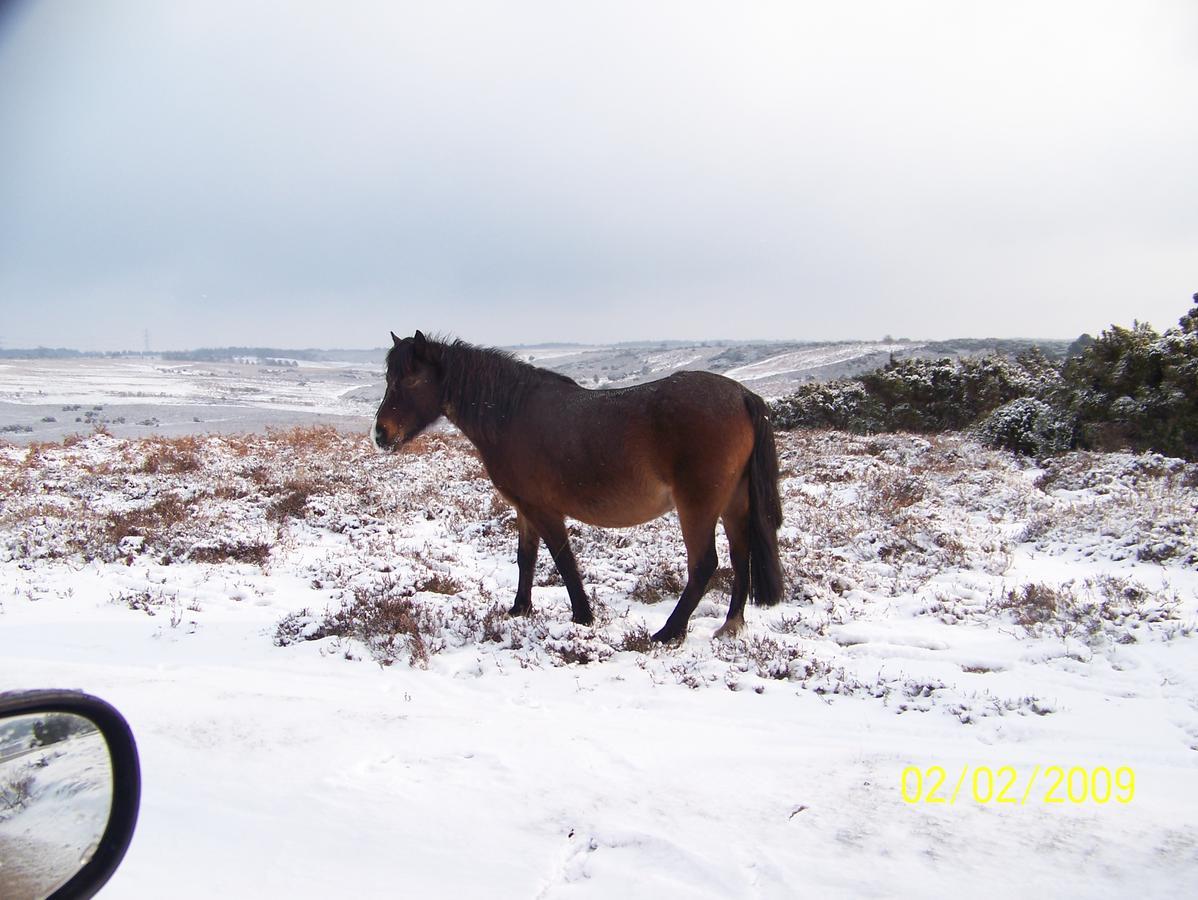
[413, 330, 428, 358]
[391, 331, 402, 346]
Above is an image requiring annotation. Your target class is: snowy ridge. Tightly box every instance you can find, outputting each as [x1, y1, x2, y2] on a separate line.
[722, 342, 918, 383]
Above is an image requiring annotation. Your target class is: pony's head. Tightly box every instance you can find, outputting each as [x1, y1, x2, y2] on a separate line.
[372, 330, 445, 452]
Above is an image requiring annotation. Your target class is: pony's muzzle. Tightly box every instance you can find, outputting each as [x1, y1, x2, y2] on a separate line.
[371, 418, 395, 453]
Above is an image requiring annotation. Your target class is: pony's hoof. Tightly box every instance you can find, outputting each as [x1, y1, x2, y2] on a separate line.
[713, 619, 744, 640]
[572, 611, 594, 626]
[508, 603, 531, 617]
[650, 627, 684, 644]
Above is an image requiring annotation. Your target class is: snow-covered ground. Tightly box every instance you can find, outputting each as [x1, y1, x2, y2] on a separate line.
[723, 342, 913, 384]
[0, 358, 378, 414]
[0, 357, 379, 445]
[2, 425, 1196, 898]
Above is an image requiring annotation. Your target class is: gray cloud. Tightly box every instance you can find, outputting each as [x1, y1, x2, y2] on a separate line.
[2, 0, 1196, 350]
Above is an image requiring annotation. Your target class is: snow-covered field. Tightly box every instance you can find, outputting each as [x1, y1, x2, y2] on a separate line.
[0, 357, 379, 445]
[2, 419, 1198, 896]
[2, 422, 1197, 898]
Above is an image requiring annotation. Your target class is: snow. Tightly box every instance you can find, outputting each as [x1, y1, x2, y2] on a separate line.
[1, 422, 1197, 898]
[723, 342, 918, 384]
[0, 358, 380, 418]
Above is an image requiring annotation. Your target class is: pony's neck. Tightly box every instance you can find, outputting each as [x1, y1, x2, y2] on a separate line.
[436, 340, 572, 449]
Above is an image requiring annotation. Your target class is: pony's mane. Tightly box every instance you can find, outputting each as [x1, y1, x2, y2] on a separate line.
[391, 335, 576, 443]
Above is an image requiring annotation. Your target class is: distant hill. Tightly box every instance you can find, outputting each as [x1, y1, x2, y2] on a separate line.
[513, 338, 1075, 398]
[161, 347, 327, 362]
[2, 338, 1076, 399]
[0, 347, 90, 359]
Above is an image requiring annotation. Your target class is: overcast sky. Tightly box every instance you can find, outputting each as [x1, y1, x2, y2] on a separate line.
[1, 1, 1196, 351]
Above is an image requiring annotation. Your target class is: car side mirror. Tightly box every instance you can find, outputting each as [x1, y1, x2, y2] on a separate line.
[0, 690, 140, 900]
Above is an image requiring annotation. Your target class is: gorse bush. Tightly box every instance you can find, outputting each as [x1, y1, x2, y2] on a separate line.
[771, 293, 1198, 461]
[1062, 303, 1198, 459]
[771, 350, 1059, 435]
[976, 398, 1075, 458]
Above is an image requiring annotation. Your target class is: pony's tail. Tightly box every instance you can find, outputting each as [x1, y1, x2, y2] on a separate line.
[743, 391, 785, 607]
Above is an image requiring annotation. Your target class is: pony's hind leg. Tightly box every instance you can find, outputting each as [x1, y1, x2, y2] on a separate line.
[509, 512, 539, 617]
[714, 496, 751, 639]
[651, 509, 720, 643]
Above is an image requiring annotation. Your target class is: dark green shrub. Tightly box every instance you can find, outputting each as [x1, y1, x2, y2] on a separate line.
[976, 398, 1075, 457]
[771, 380, 883, 431]
[1062, 301, 1198, 459]
[771, 294, 1198, 462]
[772, 351, 1058, 434]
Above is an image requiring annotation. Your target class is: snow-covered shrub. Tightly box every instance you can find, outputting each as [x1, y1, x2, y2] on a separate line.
[1025, 449, 1198, 565]
[0, 769, 36, 817]
[770, 350, 1060, 435]
[617, 623, 653, 652]
[275, 578, 445, 667]
[866, 352, 1056, 431]
[1062, 298, 1198, 459]
[771, 294, 1198, 461]
[992, 579, 1183, 646]
[139, 436, 201, 474]
[975, 398, 1074, 457]
[771, 380, 883, 431]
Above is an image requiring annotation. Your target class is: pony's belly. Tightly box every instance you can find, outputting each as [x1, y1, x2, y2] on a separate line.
[566, 488, 675, 529]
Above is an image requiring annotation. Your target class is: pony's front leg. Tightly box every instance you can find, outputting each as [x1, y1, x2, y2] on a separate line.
[509, 513, 539, 617]
[525, 511, 594, 626]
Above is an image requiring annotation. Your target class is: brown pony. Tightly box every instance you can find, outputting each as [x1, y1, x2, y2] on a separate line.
[373, 331, 784, 643]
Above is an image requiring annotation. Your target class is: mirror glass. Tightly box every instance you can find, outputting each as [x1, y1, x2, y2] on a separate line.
[0, 713, 112, 900]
